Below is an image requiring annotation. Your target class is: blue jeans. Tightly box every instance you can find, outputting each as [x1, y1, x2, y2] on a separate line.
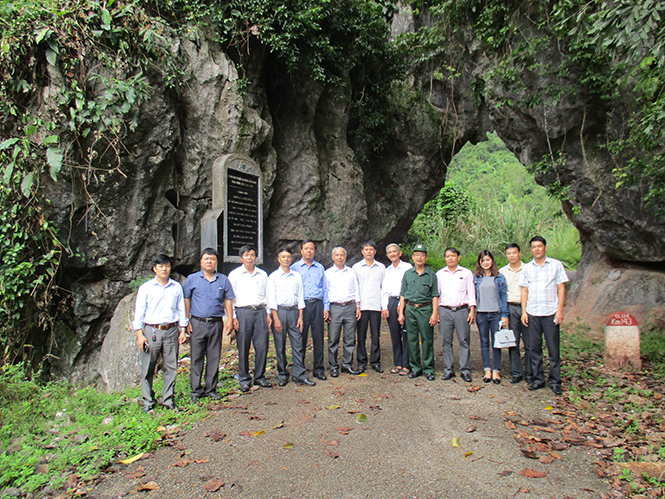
[476, 311, 502, 372]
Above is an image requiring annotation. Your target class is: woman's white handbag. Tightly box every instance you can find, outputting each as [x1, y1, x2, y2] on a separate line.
[494, 328, 517, 348]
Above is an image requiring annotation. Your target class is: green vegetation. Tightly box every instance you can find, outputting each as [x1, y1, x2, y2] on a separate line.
[409, 132, 581, 270]
[0, 363, 234, 496]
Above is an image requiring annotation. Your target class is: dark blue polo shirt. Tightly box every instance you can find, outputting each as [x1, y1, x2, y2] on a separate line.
[183, 271, 235, 318]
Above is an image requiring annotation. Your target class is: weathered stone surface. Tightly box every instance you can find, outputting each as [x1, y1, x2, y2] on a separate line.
[98, 294, 141, 392]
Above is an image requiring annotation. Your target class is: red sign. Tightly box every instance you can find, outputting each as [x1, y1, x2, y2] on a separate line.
[605, 312, 638, 327]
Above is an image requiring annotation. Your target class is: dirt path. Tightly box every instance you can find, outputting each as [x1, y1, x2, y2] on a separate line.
[90, 327, 608, 498]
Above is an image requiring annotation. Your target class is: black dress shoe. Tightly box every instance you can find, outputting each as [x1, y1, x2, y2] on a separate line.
[143, 405, 154, 413]
[341, 367, 360, 375]
[425, 373, 435, 381]
[206, 392, 223, 400]
[441, 372, 455, 381]
[190, 395, 199, 404]
[278, 379, 289, 387]
[525, 376, 534, 385]
[330, 368, 339, 378]
[255, 380, 273, 388]
[493, 377, 501, 384]
[357, 365, 367, 373]
[551, 385, 563, 395]
[239, 385, 250, 393]
[315, 372, 327, 381]
[528, 382, 545, 391]
[510, 376, 523, 384]
[295, 378, 316, 387]
[408, 371, 421, 379]
[162, 402, 178, 410]
[371, 365, 384, 373]
[461, 373, 472, 383]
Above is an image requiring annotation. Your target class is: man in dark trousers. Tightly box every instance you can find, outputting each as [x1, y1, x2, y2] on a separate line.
[183, 248, 235, 404]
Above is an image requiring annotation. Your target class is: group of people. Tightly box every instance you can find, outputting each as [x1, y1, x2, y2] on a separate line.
[132, 236, 568, 412]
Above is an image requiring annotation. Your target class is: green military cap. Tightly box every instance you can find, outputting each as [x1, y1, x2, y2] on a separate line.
[413, 243, 428, 254]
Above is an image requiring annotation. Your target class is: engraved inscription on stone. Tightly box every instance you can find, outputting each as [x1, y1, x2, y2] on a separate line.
[226, 168, 259, 257]
[604, 312, 641, 370]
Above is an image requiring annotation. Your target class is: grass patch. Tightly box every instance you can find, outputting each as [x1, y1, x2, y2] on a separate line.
[0, 364, 235, 496]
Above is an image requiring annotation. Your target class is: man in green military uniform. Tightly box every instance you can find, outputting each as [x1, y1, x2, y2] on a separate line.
[397, 244, 440, 381]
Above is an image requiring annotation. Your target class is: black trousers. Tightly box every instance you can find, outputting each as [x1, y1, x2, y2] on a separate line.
[528, 314, 561, 387]
[357, 310, 381, 369]
[189, 317, 223, 397]
[301, 299, 325, 376]
[387, 296, 408, 368]
[236, 308, 269, 387]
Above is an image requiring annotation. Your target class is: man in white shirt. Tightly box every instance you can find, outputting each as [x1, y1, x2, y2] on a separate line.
[229, 245, 272, 393]
[381, 243, 412, 375]
[352, 240, 386, 373]
[133, 254, 188, 412]
[520, 236, 569, 395]
[267, 247, 315, 387]
[499, 243, 531, 384]
[436, 247, 476, 383]
[326, 247, 362, 376]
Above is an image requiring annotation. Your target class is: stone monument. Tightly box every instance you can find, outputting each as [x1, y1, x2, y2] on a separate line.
[201, 154, 263, 264]
[604, 312, 642, 370]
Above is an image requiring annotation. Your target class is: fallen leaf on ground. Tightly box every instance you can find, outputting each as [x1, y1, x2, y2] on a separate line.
[120, 453, 144, 465]
[272, 421, 285, 430]
[195, 459, 209, 464]
[282, 442, 294, 449]
[249, 386, 260, 392]
[468, 386, 481, 392]
[451, 437, 461, 447]
[136, 481, 159, 491]
[326, 405, 342, 410]
[520, 449, 538, 459]
[548, 451, 562, 459]
[463, 452, 473, 458]
[347, 409, 360, 414]
[209, 431, 227, 442]
[539, 455, 555, 464]
[358, 373, 367, 377]
[248, 459, 258, 465]
[326, 450, 340, 458]
[239, 431, 254, 437]
[227, 393, 241, 400]
[545, 405, 553, 410]
[369, 405, 381, 411]
[469, 415, 487, 421]
[356, 413, 367, 423]
[125, 470, 145, 480]
[466, 426, 477, 433]
[498, 470, 513, 476]
[326, 440, 339, 445]
[336, 427, 353, 435]
[253, 430, 265, 436]
[171, 460, 192, 468]
[519, 469, 548, 478]
[203, 478, 225, 492]
[505, 421, 517, 430]
[65, 474, 78, 489]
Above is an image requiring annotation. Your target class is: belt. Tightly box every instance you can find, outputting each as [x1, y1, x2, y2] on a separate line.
[191, 315, 224, 323]
[388, 296, 400, 301]
[235, 305, 266, 311]
[508, 302, 521, 306]
[278, 304, 298, 311]
[144, 322, 178, 330]
[441, 304, 468, 312]
[331, 300, 355, 306]
[305, 298, 322, 303]
[406, 301, 432, 308]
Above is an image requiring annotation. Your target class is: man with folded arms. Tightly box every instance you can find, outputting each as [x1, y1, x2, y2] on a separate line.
[326, 247, 362, 377]
[291, 240, 330, 381]
[397, 244, 438, 380]
[183, 248, 235, 404]
[133, 254, 188, 412]
[267, 247, 315, 387]
[229, 244, 273, 392]
[520, 236, 568, 395]
[352, 240, 386, 373]
[437, 247, 476, 383]
[382, 243, 412, 375]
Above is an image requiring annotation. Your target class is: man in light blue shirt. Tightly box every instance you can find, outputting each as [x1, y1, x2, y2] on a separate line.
[268, 247, 315, 387]
[291, 240, 330, 381]
[133, 254, 188, 412]
[520, 236, 569, 395]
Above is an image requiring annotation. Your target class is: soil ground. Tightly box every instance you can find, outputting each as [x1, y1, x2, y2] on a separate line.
[90, 322, 608, 499]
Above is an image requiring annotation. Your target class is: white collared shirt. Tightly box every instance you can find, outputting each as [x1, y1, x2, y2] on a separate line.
[267, 268, 305, 310]
[381, 260, 412, 310]
[499, 262, 524, 303]
[520, 257, 569, 316]
[352, 259, 385, 311]
[133, 277, 188, 330]
[228, 265, 268, 308]
[325, 265, 360, 304]
[436, 266, 477, 308]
